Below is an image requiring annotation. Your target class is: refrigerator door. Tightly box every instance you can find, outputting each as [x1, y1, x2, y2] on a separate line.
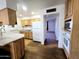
[32, 21, 42, 29]
[32, 19, 43, 42]
[32, 29, 42, 42]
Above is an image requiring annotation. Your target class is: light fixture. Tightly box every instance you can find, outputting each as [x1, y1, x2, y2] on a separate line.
[22, 5, 27, 11]
[19, 14, 22, 17]
[32, 12, 35, 15]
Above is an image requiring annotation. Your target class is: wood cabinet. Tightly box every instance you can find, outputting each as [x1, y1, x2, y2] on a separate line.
[21, 20, 32, 26]
[27, 31, 32, 39]
[0, 8, 17, 25]
[24, 31, 32, 39]
[64, 0, 79, 59]
[21, 31, 33, 39]
[0, 8, 9, 24]
[65, 0, 74, 19]
[8, 8, 17, 25]
[10, 38, 25, 59]
[0, 38, 25, 59]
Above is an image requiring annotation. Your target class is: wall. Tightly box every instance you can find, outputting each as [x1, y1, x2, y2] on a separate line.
[17, 18, 21, 25]
[17, 0, 65, 17]
[23, 0, 65, 11]
[55, 15, 60, 41]
[42, 4, 65, 48]
[0, 0, 17, 10]
[45, 14, 56, 32]
[48, 20, 55, 32]
[16, 4, 65, 48]
[6, 0, 17, 10]
[0, 0, 7, 10]
[57, 5, 65, 48]
[44, 15, 56, 40]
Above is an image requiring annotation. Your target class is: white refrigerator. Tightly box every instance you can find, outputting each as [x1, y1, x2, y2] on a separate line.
[32, 20, 43, 43]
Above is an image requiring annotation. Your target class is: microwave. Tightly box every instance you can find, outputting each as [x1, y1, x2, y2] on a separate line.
[65, 18, 73, 31]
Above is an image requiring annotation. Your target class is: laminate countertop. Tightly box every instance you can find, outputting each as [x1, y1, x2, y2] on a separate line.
[0, 32, 24, 46]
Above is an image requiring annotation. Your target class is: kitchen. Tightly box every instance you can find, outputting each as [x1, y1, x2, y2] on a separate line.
[0, 0, 65, 58]
[0, 0, 79, 59]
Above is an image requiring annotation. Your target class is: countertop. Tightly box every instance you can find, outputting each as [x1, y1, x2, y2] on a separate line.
[0, 32, 24, 46]
[20, 27, 32, 32]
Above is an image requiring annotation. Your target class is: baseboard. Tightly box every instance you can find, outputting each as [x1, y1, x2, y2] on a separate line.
[33, 41, 41, 43]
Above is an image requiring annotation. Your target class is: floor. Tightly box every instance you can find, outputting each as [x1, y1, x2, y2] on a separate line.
[45, 31, 57, 45]
[24, 39, 67, 59]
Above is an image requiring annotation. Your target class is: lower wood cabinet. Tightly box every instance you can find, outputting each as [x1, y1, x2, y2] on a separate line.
[25, 31, 32, 39]
[21, 31, 33, 39]
[10, 38, 25, 59]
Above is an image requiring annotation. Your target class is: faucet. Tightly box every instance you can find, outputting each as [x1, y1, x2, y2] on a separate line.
[0, 25, 6, 37]
[0, 27, 3, 37]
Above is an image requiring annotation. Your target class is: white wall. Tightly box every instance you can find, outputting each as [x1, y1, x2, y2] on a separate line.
[0, 0, 17, 10]
[42, 4, 65, 48]
[6, 0, 17, 10]
[55, 15, 59, 40]
[17, 18, 22, 26]
[17, 0, 65, 17]
[57, 5, 65, 48]
[16, 4, 65, 48]
[0, 0, 7, 10]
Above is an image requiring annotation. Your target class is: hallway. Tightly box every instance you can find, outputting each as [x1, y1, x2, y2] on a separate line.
[24, 40, 67, 59]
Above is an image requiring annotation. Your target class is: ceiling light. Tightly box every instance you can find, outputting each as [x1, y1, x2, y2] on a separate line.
[32, 12, 35, 15]
[19, 14, 22, 17]
[23, 5, 27, 11]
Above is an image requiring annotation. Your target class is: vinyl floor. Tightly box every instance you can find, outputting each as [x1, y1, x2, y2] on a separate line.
[24, 40, 67, 59]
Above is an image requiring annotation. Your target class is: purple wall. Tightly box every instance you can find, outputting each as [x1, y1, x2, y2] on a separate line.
[46, 32, 56, 40]
[46, 19, 56, 40]
[48, 20, 55, 32]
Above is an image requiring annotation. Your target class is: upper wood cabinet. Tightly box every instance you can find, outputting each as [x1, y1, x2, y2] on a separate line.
[65, 0, 74, 19]
[0, 8, 17, 25]
[21, 20, 32, 26]
[8, 8, 17, 25]
[0, 8, 9, 24]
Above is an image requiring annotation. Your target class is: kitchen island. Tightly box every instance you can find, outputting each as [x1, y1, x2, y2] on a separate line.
[0, 32, 25, 59]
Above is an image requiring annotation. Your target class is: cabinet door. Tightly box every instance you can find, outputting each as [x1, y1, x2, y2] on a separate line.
[28, 20, 32, 26]
[68, 0, 73, 17]
[10, 40, 21, 59]
[0, 8, 17, 25]
[65, 0, 74, 19]
[24, 32, 28, 39]
[10, 39, 25, 59]
[20, 39, 25, 57]
[8, 8, 17, 25]
[0, 9, 9, 24]
[28, 31, 32, 39]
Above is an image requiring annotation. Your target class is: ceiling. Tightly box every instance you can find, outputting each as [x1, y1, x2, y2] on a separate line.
[17, 0, 65, 18]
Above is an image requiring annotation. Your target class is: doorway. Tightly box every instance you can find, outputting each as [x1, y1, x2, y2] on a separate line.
[44, 13, 59, 46]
